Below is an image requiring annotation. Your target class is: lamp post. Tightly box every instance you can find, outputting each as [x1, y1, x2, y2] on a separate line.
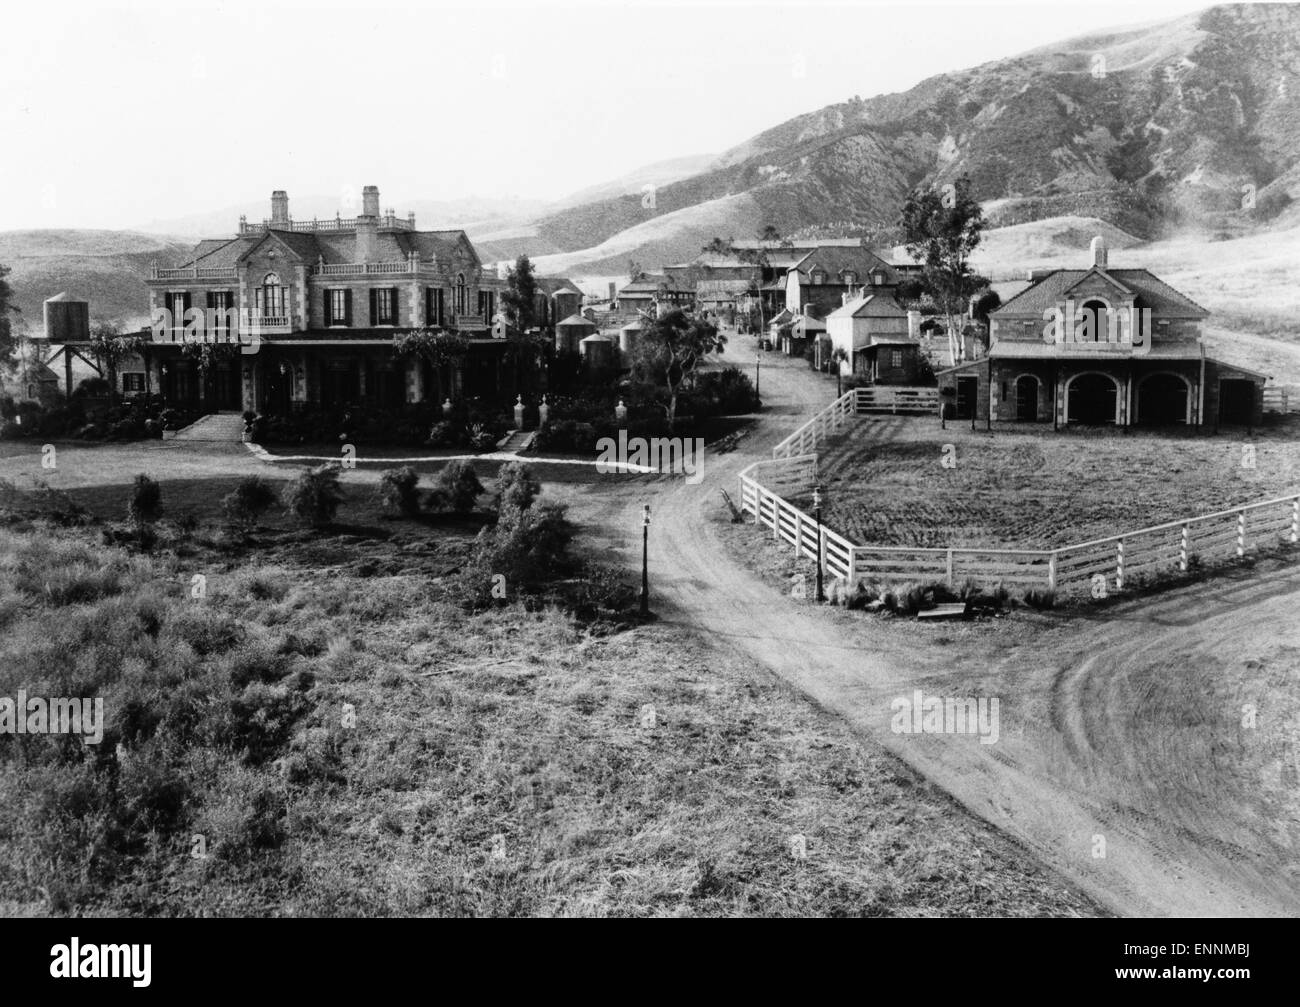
[755, 353, 761, 400]
[639, 504, 651, 616]
[812, 484, 824, 603]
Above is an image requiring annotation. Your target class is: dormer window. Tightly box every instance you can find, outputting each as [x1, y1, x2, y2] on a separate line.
[811, 270, 826, 285]
[842, 271, 857, 286]
[871, 270, 885, 286]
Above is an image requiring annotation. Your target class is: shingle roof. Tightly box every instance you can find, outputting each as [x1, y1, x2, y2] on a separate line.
[790, 245, 896, 285]
[537, 277, 582, 296]
[181, 227, 475, 268]
[993, 268, 1209, 318]
[827, 293, 908, 320]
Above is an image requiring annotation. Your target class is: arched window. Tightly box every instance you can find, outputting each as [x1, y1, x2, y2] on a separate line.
[455, 273, 467, 314]
[1080, 299, 1109, 342]
[258, 272, 284, 316]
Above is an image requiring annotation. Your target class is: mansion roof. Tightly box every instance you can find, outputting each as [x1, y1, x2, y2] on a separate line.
[179, 227, 477, 270]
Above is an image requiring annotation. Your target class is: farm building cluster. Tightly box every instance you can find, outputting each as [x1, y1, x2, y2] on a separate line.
[15, 181, 1275, 430]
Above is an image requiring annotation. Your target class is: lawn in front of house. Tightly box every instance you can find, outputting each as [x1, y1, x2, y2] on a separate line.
[807, 415, 1300, 550]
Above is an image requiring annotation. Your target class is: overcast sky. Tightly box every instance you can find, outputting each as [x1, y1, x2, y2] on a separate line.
[1, 0, 1213, 231]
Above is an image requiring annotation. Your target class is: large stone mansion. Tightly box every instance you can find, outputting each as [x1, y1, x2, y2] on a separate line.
[142, 185, 510, 412]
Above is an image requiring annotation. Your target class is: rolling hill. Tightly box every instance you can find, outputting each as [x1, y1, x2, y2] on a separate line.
[516, 3, 1300, 275]
[0, 230, 192, 332]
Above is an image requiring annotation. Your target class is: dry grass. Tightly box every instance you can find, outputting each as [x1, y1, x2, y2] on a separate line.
[0, 517, 1104, 917]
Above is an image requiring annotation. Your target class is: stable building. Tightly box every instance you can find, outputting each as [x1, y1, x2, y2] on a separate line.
[937, 236, 1268, 427]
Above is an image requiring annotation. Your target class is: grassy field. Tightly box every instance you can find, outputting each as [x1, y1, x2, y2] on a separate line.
[0, 481, 1103, 916]
[806, 415, 1300, 550]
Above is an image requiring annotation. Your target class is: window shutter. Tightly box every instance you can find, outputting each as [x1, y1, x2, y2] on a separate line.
[344, 290, 352, 327]
[369, 288, 377, 327]
[390, 287, 399, 325]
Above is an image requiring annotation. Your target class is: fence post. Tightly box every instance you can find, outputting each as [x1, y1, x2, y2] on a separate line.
[846, 546, 856, 589]
[1048, 551, 1057, 590]
[1292, 497, 1298, 544]
[945, 548, 954, 587]
[1237, 510, 1245, 557]
[771, 494, 779, 541]
[793, 510, 802, 556]
[818, 526, 827, 581]
[1179, 522, 1189, 571]
[1116, 538, 1125, 590]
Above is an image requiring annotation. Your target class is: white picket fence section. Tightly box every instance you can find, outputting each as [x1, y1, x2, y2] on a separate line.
[772, 385, 940, 459]
[741, 455, 1300, 598]
[856, 386, 941, 414]
[739, 456, 856, 582]
[772, 389, 857, 459]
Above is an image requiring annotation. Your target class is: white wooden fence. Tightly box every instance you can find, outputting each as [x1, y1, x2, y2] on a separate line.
[771, 385, 940, 459]
[741, 455, 1300, 598]
[1263, 387, 1291, 414]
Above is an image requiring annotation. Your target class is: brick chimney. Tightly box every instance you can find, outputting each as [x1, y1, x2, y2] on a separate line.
[1090, 234, 1108, 270]
[270, 190, 289, 226]
[355, 186, 379, 263]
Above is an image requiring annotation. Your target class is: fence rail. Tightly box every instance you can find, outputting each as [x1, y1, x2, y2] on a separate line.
[771, 385, 939, 458]
[741, 455, 1300, 599]
[855, 386, 940, 414]
[1263, 387, 1291, 414]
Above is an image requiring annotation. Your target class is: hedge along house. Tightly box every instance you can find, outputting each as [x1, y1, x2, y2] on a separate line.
[936, 236, 1268, 427]
[143, 186, 508, 415]
[824, 290, 921, 383]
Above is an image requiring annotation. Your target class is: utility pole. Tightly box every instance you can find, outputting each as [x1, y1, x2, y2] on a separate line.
[812, 485, 824, 603]
[639, 504, 650, 616]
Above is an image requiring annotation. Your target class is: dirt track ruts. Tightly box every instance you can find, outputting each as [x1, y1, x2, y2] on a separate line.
[569, 350, 1300, 918]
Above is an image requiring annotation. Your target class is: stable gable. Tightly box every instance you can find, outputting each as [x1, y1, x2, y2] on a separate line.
[1060, 267, 1133, 307]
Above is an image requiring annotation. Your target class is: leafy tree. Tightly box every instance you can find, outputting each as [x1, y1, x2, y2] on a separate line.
[632, 309, 726, 430]
[502, 254, 538, 331]
[626, 259, 647, 283]
[700, 237, 735, 257]
[90, 323, 144, 400]
[0, 265, 19, 376]
[899, 175, 988, 364]
[829, 347, 850, 397]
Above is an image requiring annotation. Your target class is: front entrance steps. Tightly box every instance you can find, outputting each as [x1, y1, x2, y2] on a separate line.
[166, 411, 246, 442]
[495, 429, 534, 453]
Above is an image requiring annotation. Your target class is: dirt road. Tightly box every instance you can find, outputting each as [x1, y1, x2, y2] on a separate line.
[569, 350, 1300, 917]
